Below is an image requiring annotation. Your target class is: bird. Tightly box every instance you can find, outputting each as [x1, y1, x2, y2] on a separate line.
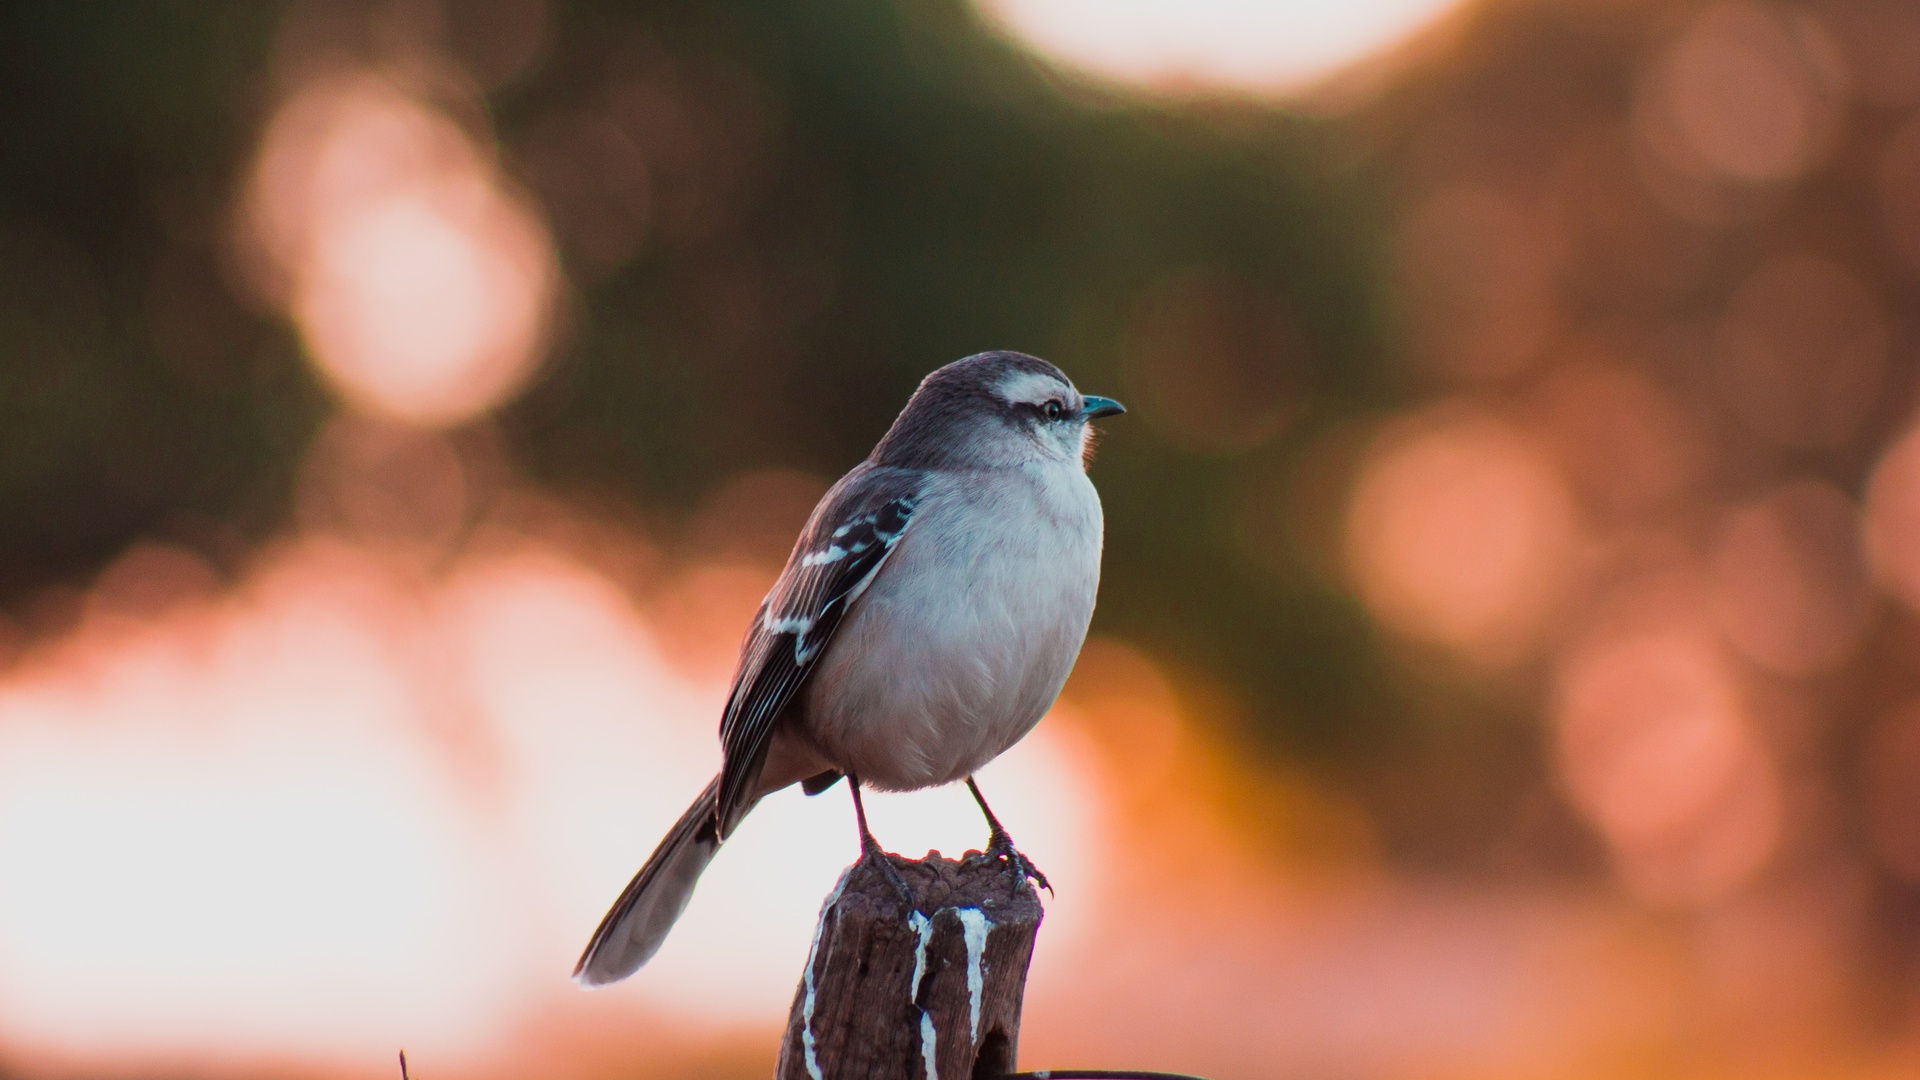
[573, 350, 1125, 987]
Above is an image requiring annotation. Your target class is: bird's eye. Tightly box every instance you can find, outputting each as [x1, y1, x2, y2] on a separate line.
[1044, 401, 1063, 421]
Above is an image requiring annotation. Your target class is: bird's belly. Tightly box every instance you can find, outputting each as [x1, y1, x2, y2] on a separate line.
[801, 480, 1101, 791]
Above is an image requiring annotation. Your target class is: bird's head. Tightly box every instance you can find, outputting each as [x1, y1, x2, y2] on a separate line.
[872, 351, 1126, 471]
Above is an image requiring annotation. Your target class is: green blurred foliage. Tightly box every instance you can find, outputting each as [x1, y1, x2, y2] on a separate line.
[0, 2, 318, 599]
[495, 0, 1402, 765]
[0, 0, 1411, 768]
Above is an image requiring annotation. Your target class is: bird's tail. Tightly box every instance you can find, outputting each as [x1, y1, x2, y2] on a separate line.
[573, 775, 724, 986]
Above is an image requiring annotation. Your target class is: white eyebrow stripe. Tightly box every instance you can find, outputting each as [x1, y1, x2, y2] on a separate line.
[994, 370, 1069, 407]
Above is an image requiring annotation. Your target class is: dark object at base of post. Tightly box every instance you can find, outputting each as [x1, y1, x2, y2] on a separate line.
[998, 1073, 1212, 1079]
[777, 849, 1043, 1080]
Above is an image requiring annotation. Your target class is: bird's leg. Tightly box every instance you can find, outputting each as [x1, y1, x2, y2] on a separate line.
[848, 775, 915, 907]
[965, 776, 1051, 893]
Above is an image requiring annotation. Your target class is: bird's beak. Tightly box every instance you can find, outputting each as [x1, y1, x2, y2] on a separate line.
[1080, 395, 1126, 420]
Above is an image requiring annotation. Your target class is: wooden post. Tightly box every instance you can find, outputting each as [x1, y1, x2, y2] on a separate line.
[776, 850, 1044, 1080]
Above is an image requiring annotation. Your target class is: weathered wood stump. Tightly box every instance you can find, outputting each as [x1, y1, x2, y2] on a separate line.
[776, 850, 1044, 1080]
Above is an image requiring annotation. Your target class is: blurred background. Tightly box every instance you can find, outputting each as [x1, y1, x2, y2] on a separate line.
[2, 0, 1919, 1077]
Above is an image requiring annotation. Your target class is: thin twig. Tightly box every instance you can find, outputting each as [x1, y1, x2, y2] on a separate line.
[398, 1049, 410, 1080]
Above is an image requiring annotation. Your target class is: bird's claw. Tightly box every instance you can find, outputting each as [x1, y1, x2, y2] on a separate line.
[859, 837, 917, 909]
[986, 828, 1051, 895]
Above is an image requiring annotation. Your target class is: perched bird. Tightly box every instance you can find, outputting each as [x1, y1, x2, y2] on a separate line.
[574, 351, 1125, 986]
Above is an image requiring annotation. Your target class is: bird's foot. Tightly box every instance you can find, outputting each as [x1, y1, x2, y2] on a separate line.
[985, 827, 1051, 895]
[858, 835, 917, 909]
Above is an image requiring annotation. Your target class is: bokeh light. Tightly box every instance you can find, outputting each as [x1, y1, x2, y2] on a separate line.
[1345, 405, 1580, 661]
[1553, 611, 1780, 905]
[241, 74, 557, 428]
[1632, 1, 1844, 209]
[1863, 425, 1920, 615]
[1528, 358, 1703, 524]
[1707, 480, 1874, 677]
[976, 0, 1466, 94]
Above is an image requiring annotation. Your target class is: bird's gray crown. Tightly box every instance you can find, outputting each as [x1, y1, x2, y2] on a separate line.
[870, 351, 1082, 470]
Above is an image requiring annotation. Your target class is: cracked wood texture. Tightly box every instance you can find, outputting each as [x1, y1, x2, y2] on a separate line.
[776, 850, 1044, 1080]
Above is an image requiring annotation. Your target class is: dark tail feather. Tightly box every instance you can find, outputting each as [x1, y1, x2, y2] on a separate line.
[573, 776, 723, 986]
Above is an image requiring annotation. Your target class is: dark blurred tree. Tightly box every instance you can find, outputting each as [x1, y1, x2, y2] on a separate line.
[0, 0, 1411, 850]
[0, 2, 316, 600]
[497, 0, 1402, 766]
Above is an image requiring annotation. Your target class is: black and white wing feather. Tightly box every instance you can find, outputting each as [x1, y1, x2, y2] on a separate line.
[713, 464, 925, 834]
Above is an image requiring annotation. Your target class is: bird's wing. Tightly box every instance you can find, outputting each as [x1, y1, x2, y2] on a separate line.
[713, 464, 927, 834]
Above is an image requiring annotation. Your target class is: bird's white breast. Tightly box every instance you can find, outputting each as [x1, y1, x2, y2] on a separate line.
[803, 460, 1103, 790]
